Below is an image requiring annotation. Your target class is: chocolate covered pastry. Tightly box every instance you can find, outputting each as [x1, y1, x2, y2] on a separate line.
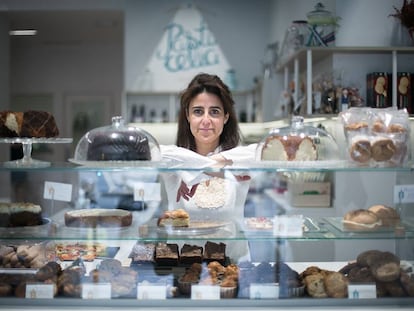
[86, 131, 151, 161]
[0, 110, 59, 138]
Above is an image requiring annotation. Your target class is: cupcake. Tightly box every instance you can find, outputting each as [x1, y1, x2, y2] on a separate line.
[178, 263, 202, 296]
[220, 277, 238, 298]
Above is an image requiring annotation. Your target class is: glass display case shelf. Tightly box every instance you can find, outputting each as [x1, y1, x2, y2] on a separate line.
[2, 216, 414, 241]
[2, 160, 414, 173]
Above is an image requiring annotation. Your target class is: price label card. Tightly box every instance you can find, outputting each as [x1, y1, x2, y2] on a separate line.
[43, 181, 72, 202]
[137, 283, 166, 300]
[273, 215, 304, 237]
[191, 285, 220, 300]
[81, 283, 111, 299]
[394, 185, 414, 204]
[348, 284, 377, 299]
[249, 283, 279, 299]
[25, 283, 55, 299]
[133, 182, 161, 201]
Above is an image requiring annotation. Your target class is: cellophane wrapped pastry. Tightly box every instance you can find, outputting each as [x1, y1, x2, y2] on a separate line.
[340, 107, 410, 167]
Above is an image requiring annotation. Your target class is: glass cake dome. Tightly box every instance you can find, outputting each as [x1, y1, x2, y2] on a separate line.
[72, 116, 161, 163]
[255, 116, 340, 163]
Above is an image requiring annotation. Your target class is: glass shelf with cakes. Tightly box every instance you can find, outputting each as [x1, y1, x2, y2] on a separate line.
[0, 164, 413, 308]
[0, 111, 413, 308]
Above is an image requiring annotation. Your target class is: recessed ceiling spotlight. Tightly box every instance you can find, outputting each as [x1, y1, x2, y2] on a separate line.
[9, 29, 37, 36]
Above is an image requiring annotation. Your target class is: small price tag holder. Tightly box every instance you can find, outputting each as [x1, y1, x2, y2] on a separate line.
[348, 284, 377, 299]
[133, 182, 161, 201]
[43, 181, 73, 219]
[191, 285, 220, 300]
[43, 181, 73, 202]
[25, 283, 55, 299]
[137, 283, 167, 300]
[273, 215, 304, 237]
[249, 283, 279, 299]
[81, 283, 112, 299]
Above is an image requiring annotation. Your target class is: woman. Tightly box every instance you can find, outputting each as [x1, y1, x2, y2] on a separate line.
[176, 73, 240, 158]
[161, 73, 255, 202]
[161, 73, 255, 262]
[175, 73, 256, 162]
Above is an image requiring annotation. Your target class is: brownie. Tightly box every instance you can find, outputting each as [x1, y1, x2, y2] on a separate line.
[203, 241, 226, 265]
[155, 243, 179, 266]
[129, 242, 155, 265]
[180, 244, 203, 265]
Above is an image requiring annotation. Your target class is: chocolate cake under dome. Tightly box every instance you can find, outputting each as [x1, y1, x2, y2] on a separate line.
[72, 116, 161, 162]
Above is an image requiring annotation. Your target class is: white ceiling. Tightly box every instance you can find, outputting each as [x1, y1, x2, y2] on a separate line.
[7, 10, 123, 46]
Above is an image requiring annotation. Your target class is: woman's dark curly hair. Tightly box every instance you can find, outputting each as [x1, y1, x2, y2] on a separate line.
[176, 73, 241, 152]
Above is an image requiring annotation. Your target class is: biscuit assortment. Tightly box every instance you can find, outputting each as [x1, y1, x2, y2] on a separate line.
[340, 107, 410, 166]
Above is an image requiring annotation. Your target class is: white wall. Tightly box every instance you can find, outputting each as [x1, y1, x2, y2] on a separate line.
[335, 0, 403, 47]
[124, 0, 271, 93]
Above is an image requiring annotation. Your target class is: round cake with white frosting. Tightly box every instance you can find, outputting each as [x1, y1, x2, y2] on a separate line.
[0, 202, 43, 227]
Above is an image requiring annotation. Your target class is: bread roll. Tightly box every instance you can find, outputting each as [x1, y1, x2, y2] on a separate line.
[368, 205, 400, 227]
[343, 209, 381, 231]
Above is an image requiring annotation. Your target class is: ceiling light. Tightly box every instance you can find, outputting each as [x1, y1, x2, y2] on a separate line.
[9, 29, 37, 36]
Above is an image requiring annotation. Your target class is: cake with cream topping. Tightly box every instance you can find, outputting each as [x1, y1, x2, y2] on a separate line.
[261, 135, 317, 161]
[64, 208, 132, 228]
[0, 202, 43, 227]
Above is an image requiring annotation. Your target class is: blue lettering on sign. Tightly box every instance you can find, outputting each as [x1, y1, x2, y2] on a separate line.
[156, 21, 220, 72]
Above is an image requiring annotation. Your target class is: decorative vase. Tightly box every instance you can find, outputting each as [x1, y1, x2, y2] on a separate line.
[391, 21, 414, 46]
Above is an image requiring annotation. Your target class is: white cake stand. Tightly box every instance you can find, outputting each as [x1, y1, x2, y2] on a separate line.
[0, 137, 73, 168]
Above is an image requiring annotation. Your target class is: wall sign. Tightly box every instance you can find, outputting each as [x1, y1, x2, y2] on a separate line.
[134, 4, 232, 92]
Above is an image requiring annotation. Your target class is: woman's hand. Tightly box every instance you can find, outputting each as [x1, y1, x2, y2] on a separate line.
[208, 153, 233, 165]
[176, 181, 198, 202]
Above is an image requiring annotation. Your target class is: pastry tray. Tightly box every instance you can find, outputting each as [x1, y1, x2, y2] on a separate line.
[239, 217, 325, 236]
[156, 220, 230, 236]
[0, 218, 52, 236]
[0, 268, 38, 275]
[68, 158, 169, 168]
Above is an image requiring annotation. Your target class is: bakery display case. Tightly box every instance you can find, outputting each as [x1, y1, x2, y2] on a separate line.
[0, 157, 413, 310]
[0, 112, 412, 310]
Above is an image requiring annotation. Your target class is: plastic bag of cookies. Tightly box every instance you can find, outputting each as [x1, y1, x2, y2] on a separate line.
[340, 107, 410, 167]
